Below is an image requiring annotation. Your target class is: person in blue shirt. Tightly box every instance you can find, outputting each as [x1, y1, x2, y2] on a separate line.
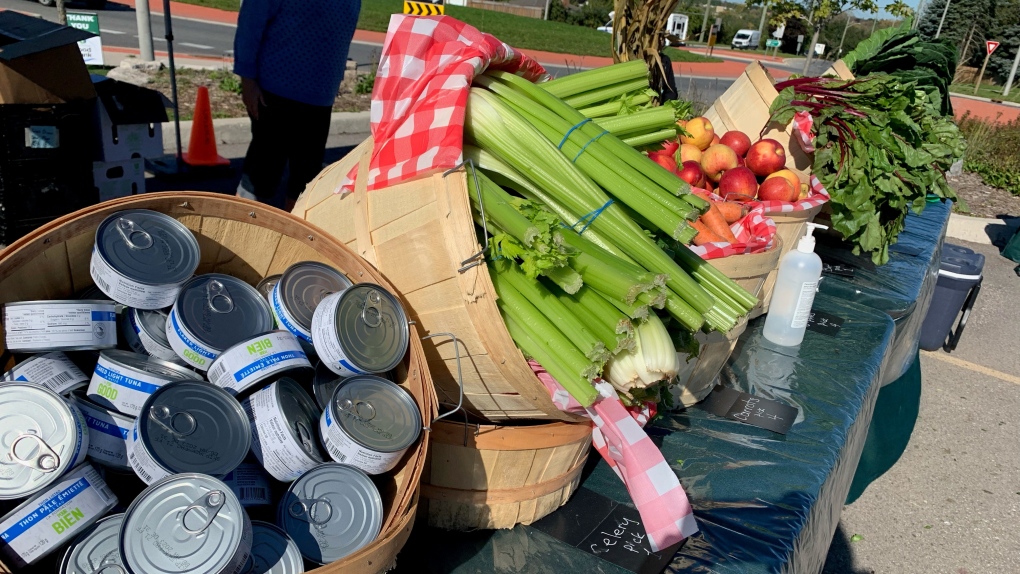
[233, 0, 362, 210]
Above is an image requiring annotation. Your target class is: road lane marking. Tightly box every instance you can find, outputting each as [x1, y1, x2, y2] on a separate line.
[100, 28, 126, 35]
[180, 42, 214, 50]
[922, 351, 1020, 386]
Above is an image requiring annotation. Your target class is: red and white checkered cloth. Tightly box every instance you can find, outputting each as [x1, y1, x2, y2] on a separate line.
[688, 199, 778, 260]
[792, 110, 816, 154]
[531, 361, 700, 552]
[337, 15, 549, 194]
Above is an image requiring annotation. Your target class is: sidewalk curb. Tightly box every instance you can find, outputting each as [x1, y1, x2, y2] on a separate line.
[162, 111, 370, 152]
[946, 212, 1020, 245]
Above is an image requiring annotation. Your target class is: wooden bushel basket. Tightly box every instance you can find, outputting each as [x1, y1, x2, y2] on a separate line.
[294, 138, 581, 423]
[0, 192, 438, 574]
[421, 419, 592, 530]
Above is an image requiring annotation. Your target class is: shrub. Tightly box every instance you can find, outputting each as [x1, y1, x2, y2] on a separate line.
[959, 113, 1020, 195]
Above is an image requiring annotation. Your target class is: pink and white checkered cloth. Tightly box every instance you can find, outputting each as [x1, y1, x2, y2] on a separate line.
[688, 198, 778, 260]
[337, 15, 549, 194]
[531, 361, 700, 552]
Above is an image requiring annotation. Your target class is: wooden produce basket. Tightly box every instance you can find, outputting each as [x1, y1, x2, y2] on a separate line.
[420, 419, 592, 530]
[702, 62, 813, 174]
[0, 192, 438, 574]
[294, 138, 582, 423]
[824, 60, 856, 80]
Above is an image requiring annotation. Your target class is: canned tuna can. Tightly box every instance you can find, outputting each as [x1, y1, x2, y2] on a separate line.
[87, 350, 195, 417]
[243, 378, 323, 482]
[2, 351, 89, 394]
[318, 376, 421, 475]
[127, 380, 251, 484]
[278, 463, 382, 564]
[167, 274, 274, 371]
[256, 275, 282, 302]
[270, 262, 352, 350]
[70, 391, 135, 472]
[120, 473, 252, 574]
[0, 462, 117, 568]
[121, 307, 187, 366]
[207, 331, 313, 396]
[311, 361, 396, 411]
[59, 513, 125, 574]
[246, 521, 304, 574]
[90, 209, 200, 310]
[0, 383, 89, 500]
[4, 300, 117, 353]
[222, 462, 274, 508]
[311, 283, 409, 377]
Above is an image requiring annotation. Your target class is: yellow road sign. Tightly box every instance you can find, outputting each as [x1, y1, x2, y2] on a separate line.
[404, 1, 444, 16]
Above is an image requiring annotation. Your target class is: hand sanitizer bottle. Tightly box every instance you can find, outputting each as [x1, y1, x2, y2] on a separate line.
[763, 223, 827, 346]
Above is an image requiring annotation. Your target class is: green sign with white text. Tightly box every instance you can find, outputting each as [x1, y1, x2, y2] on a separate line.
[67, 12, 104, 66]
[766, 39, 781, 48]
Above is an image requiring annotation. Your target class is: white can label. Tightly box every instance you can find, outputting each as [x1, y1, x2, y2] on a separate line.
[65, 400, 91, 471]
[90, 245, 184, 310]
[222, 516, 253, 574]
[165, 308, 219, 371]
[2, 352, 88, 395]
[0, 464, 116, 565]
[270, 284, 313, 344]
[319, 406, 403, 475]
[74, 400, 133, 471]
[311, 291, 370, 378]
[4, 304, 117, 351]
[244, 387, 321, 482]
[208, 332, 311, 395]
[126, 423, 170, 485]
[790, 281, 819, 329]
[221, 464, 273, 507]
[122, 311, 186, 366]
[86, 356, 175, 417]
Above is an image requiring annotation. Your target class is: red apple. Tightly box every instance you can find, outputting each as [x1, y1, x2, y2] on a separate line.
[647, 151, 677, 173]
[745, 138, 787, 177]
[719, 131, 752, 157]
[700, 144, 739, 183]
[717, 167, 758, 200]
[765, 169, 800, 193]
[677, 143, 702, 164]
[677, 160, 706, 187]
[660, 139, 680, 156]
[710, 134, 721, 147]
[757, 177, 797, 202]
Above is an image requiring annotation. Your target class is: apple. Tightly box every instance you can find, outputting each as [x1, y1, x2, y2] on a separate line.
[757, 177, 797, 202]
[647, 151, 677, 173]
[765, 169, 800, 192]
[677, 160, 706, 187]
[717, 167, 758, 200]
[660, 139, 680, 156]
[710, 134, 721, 147]
[677, 143, 702, 164]
[679, 117, 715, 151]
[745, 139, 787, 177]
[700, 144, 739, 183]
[719, 131, 752, 157]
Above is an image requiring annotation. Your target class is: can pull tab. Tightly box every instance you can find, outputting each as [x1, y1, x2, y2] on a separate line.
[288, 497, 333, 528]
[295, 420, 315, 456]
[89, 563, 128, 574]
[206, 280, 235, 314]
[115, 217, 154, 250]
[337, 397, 376, 422]
[7, 432, 60, 473]
[360, 290, 383, 328]
[181, 490, 225, 535]
[149, 405, 198, 437]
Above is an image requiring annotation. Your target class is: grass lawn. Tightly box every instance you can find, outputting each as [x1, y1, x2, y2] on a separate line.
[950, 83, 1020, 105]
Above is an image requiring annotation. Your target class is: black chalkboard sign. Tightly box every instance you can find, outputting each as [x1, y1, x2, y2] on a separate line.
[807, 310, 844, 337]
[699, 385, 798, 434]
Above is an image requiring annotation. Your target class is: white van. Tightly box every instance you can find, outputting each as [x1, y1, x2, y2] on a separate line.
[731, 29, 761, 50]
[599, 12, 689, 46]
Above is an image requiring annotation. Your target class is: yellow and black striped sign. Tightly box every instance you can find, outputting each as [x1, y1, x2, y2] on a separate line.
[403, 1, 444, 16]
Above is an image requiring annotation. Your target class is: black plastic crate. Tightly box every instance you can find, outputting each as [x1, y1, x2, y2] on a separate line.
[0, 158, 96, 244]
[0, 102, 97, 162]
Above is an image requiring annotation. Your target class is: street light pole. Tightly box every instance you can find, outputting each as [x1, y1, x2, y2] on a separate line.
[136, 0, 155, 61]
[837, 13, 852, 55]
[544, 0, 552, 20]
[1004, 45, 1020, 97]
[935, 0, 951, 38]
[699, 0, 712, 43]
[914, 0, 925, 28]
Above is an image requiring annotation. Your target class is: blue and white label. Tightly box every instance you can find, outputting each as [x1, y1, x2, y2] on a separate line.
[3, 302, 117, 351]
[243, 382, 322, 482]
[311, 291, 372, 378]
[90, 244, 186, 310]
[121, 308, 184, 365]
[2, 352, 88, 394]
[72, 396, 134, 471]
[318, 400, 404, 475]
[165, 307, 219, 371]
[270, 284, 313, 343]
[126, 420, 170, 485]
[208, 331, 311, 395]
[0, 464, 116, 564]
[86, 355, 179, 417]
[65, 400, 90, 471]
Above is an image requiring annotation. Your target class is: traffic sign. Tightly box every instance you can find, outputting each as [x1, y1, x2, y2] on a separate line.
[772, 24, 785, 38]
[766, 39, 781, 48]
[66, 11, 104, 66]
[987, 41, 1000, 55]
[404, 0, 444, 15]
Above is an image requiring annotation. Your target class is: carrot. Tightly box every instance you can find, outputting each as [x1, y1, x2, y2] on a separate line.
[691, 188, 712, 201]
[714, 201, 744, 224]
[701, 203, 738, 243]
[691, 219, 723, 246]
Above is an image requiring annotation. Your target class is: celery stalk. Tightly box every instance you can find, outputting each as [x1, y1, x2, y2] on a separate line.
[549, 281, 634, 354]
[622, 128, 680, 148]
[579, 90, 655, 118]
[564, 78, 654, 109]
[542, 60, 648, 99]
[595, 106, 680, 137]
[501, 314, 598, 407]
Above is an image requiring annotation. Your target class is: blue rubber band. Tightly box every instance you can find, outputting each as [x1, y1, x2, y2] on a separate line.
[564, 199, 614, 235]
[572, 130, 610, 163]
[557, 118, 593, 150]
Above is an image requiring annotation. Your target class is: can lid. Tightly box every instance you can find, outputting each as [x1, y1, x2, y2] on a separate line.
[278, 262, 352, 330]
[247, 521, 304, 574]
[273, 378, 324, 464]
[0, 383, 79, 499]
[333, 284, 409, 374]
[121, 473, 248, 574]
[133, 308, 173, 348]
[256, 275, 282, 301]
[312, 361, 346, 411]
[175, 274, 274, 350]
[101, 349, 195, 381]
[95, 209, 200, 285]
[279, 463, 382, 564]
[330, 376, 421, 453]
[139, 381, 251, 477]
[60, 513, 125, 574]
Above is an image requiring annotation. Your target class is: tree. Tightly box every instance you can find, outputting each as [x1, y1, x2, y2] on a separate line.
[988, 24, 1020, 84]
[887, 0, 915, 19]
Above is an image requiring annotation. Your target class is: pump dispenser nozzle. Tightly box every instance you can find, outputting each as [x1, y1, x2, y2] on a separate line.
[797, 223, 828, 254]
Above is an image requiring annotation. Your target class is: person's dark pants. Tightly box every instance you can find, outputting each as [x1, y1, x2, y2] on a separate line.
[238, 90, 332, 205]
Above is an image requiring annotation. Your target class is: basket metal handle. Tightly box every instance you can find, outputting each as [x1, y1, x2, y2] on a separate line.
[421, 332, 464, 430]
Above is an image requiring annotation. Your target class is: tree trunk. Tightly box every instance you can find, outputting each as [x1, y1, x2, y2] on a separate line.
[954, 22, 976, 82]
[56, 0, 67, 25]
[801, 26, 821, 75]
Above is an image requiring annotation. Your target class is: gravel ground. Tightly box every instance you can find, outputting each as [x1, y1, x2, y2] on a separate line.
[948, 172, 1020, 219]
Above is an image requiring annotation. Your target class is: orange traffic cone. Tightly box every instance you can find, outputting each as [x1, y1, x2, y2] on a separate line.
[182, 86, 230, 167]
